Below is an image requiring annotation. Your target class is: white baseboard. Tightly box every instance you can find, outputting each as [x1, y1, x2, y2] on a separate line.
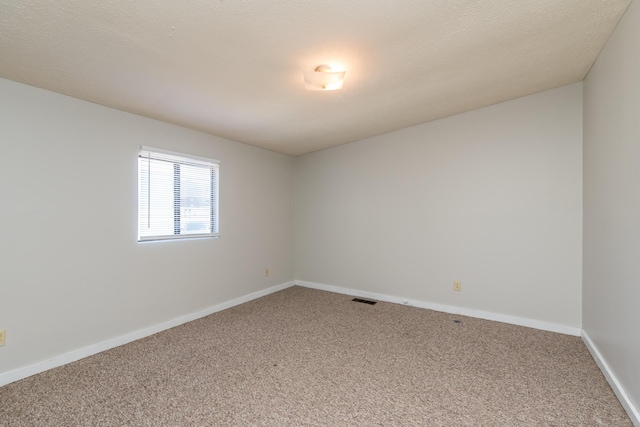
[582, 331, 640, 426]
[0, 281, 295, 387]
[295, 280, 582, 336]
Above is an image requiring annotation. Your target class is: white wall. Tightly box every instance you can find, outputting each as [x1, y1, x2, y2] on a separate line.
[295, 83, 583, 328]
[583, 0, 640, 414]
[0, 78, 295, 375]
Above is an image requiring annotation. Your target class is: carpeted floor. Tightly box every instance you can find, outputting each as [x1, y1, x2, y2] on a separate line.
[0, 286, 632, 426]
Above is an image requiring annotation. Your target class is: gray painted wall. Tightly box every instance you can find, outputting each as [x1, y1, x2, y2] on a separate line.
[295, 83, 583, 328]
[0, 78, 295, 375]
[583, 0, 640, 413]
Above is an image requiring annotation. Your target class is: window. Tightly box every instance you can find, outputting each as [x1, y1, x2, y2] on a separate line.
[138, 147, 219, 242]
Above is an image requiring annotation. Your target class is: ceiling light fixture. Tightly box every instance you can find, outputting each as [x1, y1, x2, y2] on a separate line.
[304, 65, 346, 91]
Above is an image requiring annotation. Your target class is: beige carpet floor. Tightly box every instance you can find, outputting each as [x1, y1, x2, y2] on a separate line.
[0, 286, 632, 426]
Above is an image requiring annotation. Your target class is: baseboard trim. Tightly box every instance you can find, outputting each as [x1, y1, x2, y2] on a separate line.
[582, 331, 640, 426]
[0, 281, 295, 387]
[295, 280, 581, 336]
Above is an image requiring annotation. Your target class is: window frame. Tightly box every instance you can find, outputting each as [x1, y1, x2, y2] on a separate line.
[137, 146, 220, 242]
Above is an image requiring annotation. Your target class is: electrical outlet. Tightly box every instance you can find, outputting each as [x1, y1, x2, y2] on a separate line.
[264, 267, 269, 277]
[454, 281, 462, 292]
[0, 329, 6, 346]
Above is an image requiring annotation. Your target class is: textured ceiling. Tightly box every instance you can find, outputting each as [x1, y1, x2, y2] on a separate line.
[0, 0, 631, 156]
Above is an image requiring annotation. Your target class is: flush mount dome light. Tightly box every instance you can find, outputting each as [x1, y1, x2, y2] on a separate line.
[304, 64, 346, 91]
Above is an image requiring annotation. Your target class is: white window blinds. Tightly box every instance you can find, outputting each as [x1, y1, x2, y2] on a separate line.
[138, 147, 219, 242]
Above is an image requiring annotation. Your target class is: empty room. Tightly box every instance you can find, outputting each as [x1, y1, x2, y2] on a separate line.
[1, 0, 638, 425]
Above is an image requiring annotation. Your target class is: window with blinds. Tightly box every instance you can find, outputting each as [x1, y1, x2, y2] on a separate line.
[138, 147, 219, 242]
